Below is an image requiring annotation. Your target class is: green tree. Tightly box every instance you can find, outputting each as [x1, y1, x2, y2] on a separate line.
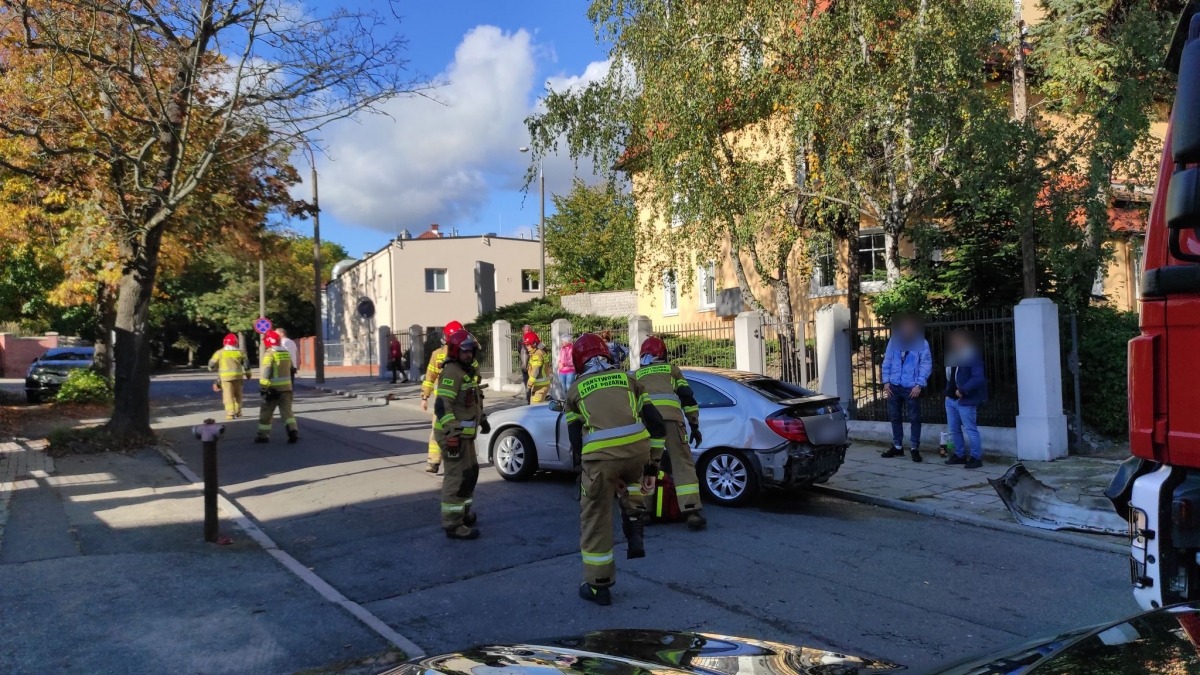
[545, 181, 636, 293]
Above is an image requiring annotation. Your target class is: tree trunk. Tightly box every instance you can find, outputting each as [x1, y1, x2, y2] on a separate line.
[846, 219, 863, 341]
[1012, 0, 1038, 298]
[106, 226, 165, 438]
[91, 284, 115, 381]
[883, 220, 902, 282]
[772, 271, 800, 382]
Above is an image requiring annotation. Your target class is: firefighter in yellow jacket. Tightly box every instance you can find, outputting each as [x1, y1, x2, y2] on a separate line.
[256, 330, 298, 444]
[565, 333, 666, 606]
[208, 333, 250, 419]
[524, 330, 551, 403]
[636, 336, 706, 530]
[421, 320, 465, 474]
[434, 329, 489, 540]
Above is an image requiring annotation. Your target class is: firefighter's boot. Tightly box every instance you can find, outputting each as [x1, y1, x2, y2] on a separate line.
[444, 524, 480, 540]
[287, 429, 299, 444]
[686, 510, 708, 531]
[579, 582, 612, 606]
[426, 462, 441, 474]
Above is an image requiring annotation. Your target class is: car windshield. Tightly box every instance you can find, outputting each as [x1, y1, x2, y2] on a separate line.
[740, 377, 817, 403]
[41, 351, 92, 361]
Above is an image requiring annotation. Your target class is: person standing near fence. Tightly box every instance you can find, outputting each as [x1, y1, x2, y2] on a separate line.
[389, 334, 408, 384]
[276, 328, 299, 385]
[519, 324, 533, 403]
[558, 334, 576, 393]
[525, 330, 551, 403]
[599, 330, 629, 370]
[943, 329, 988, 469]
[881, 315, 932, 462]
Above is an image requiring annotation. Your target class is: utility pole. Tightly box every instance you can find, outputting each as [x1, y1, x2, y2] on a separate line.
[539, 162, 546, 298]
[308, 147, 326, 384]
[259, 258, 266, 365]
[1013, 0, 1037, 298]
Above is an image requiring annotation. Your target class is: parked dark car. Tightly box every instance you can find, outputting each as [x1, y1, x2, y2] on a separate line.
[24, 347, 95, 403]
[382, 602, 1200, 675]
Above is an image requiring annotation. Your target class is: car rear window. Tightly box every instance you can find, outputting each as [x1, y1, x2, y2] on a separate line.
[43, 351, 92, 361]
[688, 381, 735, 409]
[741, 378, 818, 403]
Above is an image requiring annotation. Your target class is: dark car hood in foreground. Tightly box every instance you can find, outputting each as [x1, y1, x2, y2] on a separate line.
[384, 630, 904, 675]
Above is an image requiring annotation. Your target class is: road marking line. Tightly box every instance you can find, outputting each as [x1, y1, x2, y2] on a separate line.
[157, 447, 426, 657]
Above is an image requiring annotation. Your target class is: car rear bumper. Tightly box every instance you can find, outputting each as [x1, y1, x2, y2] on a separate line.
[756, 443, 847, 489]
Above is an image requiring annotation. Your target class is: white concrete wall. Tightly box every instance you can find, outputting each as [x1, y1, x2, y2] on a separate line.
[559, 290, 638, 318]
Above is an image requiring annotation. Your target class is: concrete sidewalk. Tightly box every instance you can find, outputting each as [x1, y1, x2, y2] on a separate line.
[818, 442, 1127, 552]
[0, 437, 388, 673]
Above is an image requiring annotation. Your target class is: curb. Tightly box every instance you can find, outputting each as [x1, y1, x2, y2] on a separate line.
[810, 484, 1129, 555]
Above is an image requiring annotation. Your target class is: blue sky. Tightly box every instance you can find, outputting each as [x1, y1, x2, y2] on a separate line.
[293, 0, 610, 257]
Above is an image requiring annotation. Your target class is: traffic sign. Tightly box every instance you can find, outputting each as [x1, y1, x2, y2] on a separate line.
[254, 317, 273, 334]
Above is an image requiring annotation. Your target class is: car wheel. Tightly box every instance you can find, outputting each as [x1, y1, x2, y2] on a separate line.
[700, 450, 759, 507]
[493, 428, 538, 481]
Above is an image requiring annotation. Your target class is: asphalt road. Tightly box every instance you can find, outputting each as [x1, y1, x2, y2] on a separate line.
[154, 375, 1139, 672]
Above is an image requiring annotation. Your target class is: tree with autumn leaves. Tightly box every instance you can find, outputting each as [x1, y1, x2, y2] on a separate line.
[0, 1, 428, 437]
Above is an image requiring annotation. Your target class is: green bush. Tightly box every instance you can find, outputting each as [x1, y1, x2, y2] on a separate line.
[1075, 305, 1139, 438]
[55, 369, 113, 404]
[870, 276, 935, 326]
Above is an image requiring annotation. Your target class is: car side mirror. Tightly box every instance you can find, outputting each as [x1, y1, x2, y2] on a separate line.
[548, 400, 564, 412]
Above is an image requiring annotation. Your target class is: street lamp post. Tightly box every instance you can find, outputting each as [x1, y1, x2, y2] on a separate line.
[301, 142, 326, 384]
[519, 147, 546, 298]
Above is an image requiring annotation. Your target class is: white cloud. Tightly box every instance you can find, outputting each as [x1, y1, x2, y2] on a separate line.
[310, 26, 611, 233]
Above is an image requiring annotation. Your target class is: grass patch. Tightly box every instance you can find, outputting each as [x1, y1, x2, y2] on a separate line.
[47, 425, 155, 457]
[295, 649, 407, 675]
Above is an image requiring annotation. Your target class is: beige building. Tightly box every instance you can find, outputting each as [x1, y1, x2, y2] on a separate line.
[325, 224, 542, 365]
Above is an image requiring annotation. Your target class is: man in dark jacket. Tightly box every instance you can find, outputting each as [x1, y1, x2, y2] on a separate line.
[943, 330, 988, 469]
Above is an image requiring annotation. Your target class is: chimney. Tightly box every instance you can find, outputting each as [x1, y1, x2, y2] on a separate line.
[429, 223, 440, 237]
[400, 228, 411, 240]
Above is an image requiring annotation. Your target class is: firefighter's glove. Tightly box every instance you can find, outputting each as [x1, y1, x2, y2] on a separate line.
[690, 427, 703, 448]
[444, 435, 462, 460]
[260, 387, 270, 400]
[480, 415, 491, 434]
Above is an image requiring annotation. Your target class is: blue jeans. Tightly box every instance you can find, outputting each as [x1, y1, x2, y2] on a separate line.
[559, 372, 575, 392]
[887, 384, 921, 449]
[945, 397, 981, 460]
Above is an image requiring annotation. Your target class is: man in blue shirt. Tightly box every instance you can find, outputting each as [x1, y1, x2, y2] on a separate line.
[881, 315, 932, 462]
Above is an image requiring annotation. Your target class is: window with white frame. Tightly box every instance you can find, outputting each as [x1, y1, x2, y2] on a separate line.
[698, 261, 717, 310]
[811, 238, 837, 292]
[663, 270, 679, 314]
[425, 268, 448, 292]
[521, 270, 541, 293]
[858, 232, 887, 283]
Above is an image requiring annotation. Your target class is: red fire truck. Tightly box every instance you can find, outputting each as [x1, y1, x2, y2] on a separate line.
[1109, 1, 1200, 611]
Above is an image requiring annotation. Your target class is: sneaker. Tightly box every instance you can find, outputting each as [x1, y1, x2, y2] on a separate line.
[254, 436, 269, 444]
[578, 582, 612, 606]
[910, 448, 923, 463]
[945, 455, 967, 465]
[444, 525, 480, 540]
[964, 458, 983, 469]
[425, 463, 441, 474]
[686, 512, 708, 531]
[881, 447, 905, 458]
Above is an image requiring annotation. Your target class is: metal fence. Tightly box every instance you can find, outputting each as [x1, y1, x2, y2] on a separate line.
[654, 322, 737, 369]
[848, 309, 1018, 427]
[760, 319, 817, 387]
[509, 324, 552, 384]
[324, 341, 345, 367]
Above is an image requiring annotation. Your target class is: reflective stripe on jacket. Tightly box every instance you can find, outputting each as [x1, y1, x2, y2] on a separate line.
[259, 348, 293, 391]
[433, 361, 483, 442]
[634, 362, 699, 426]
[565, 370, 651, 459]
[421, 346, 449, 398]
[208, 347, 247, 382]
[527, 347, 550, 387]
